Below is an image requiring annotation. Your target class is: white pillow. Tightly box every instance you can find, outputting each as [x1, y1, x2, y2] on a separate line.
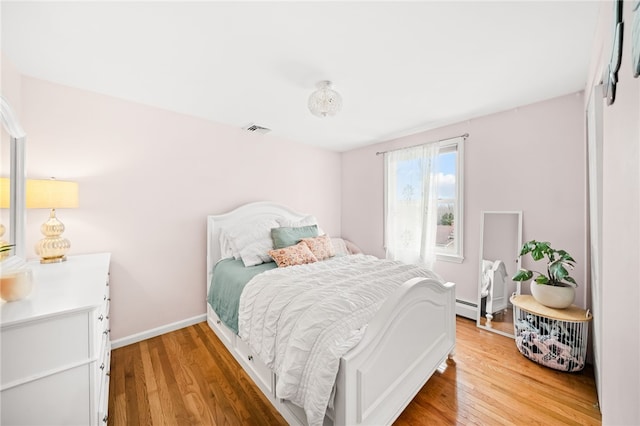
[219, 229, 235, 259]
[239, 239, 275, 267]
[221, 218, 279, 261]
[330, 237, 349, 257]
[277, 215, 324, 235]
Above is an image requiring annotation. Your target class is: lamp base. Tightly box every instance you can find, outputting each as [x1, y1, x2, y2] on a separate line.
[39, 254, 68, 264]
[35, 209, 71, 264]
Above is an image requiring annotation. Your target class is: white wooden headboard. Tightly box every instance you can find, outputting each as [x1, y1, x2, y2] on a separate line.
[206, 201, 309, 296]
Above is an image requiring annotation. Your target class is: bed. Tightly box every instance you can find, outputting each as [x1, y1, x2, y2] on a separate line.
[206, 201, 456, 426]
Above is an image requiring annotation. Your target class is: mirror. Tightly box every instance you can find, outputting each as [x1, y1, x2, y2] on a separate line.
[477, 211, 522, 338]
[1, 95, 27, 258]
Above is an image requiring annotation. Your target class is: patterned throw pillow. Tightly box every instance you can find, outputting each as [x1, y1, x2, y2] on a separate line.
[301, 235, 335, 261]
[269, 242, 318, 268]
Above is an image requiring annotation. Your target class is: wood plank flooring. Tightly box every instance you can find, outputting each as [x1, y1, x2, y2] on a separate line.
[108, 317, 601, 425]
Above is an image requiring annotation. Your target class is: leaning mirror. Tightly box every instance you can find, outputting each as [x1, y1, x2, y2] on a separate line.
[477, 211, 522, 338]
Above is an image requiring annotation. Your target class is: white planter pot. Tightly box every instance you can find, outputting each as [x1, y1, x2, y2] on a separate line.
[530, 282, 575, 309]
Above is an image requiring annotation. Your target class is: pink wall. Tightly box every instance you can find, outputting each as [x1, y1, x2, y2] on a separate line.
[341, 93, 587, 307]
[1, 52, 22, 117]
[17, 77, 342, 340]
[586, 1, 640, 423]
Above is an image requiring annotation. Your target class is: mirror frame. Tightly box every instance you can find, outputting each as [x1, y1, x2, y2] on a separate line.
[476, 210, 522, 338]
[1, 95, 27, 258]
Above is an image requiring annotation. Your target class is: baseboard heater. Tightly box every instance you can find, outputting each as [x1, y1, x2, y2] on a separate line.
[455, 299, 477, 320]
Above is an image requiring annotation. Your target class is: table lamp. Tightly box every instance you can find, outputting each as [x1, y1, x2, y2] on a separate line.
[26, 178, 78, 263]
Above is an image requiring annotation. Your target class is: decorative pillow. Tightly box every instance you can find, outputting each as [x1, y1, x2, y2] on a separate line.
[301, 235, 336, 261]
[271, 224, 319, 249]
[222, 218, 279, 260]
[330, 238, 349, 257]
[269, 242, 318, 268]
[344, 239, 363, 255]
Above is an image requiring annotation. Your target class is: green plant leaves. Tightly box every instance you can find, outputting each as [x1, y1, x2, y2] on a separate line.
[0, 244, 15, 253]
[530, 241, 551, 261]
[512, 240, 577, 287]
[534, 275, 550, 284]
[512, 269, 534, 281]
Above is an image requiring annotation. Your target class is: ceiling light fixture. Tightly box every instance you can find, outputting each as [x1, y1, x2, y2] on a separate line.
[308, 80, 342, 118]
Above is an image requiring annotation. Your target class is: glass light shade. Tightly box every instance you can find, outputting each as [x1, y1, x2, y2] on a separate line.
[26, 179, 78, 209]
[308, 81, 342, 117]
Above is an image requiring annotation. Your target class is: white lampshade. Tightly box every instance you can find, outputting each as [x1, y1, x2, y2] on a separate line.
[308, 80, 342, 118]
[0, 177, 9, 209]
[26, 179, 78, 209]
[0, 178, 9, 257]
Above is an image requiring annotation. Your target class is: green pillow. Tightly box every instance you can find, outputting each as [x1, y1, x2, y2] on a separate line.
[271, 225, 319, 249]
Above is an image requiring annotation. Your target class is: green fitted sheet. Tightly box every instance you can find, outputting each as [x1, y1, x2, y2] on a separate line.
[208, 258, 277, 334]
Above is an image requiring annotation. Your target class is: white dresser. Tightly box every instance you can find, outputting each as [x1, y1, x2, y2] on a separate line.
[0, 253, 112, 425]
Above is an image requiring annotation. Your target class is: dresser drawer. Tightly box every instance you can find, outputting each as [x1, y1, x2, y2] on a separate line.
[94, 339, 111, 391]
[96, 346, 111, 425]
[1, 363, 92, 425]
[91, 283, 110, 358]
[209, 306, 234, 345]
[1, 311, 90, 387]
[235, 336, 273, 396]
[92, 301, 110, 355]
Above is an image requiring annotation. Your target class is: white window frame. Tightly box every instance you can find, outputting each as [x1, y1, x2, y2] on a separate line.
[435, 138, 464, 263]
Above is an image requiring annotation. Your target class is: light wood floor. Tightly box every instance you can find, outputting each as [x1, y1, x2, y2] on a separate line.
[108, 317, 601, 425]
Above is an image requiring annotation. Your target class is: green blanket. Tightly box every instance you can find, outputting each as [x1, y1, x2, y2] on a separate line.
[208, 258, 277, 334]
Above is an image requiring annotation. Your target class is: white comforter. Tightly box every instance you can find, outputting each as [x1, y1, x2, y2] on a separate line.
[238, 254, 442, 426]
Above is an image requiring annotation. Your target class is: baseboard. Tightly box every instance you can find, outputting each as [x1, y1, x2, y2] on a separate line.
[111, 313, 207, 349]
[113, 303, 476, 349]
[455, 299, 477, 320]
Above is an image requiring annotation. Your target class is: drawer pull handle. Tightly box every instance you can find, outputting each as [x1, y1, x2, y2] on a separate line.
[103, 295, 106, 301]
[100, 363, 105, 370]
[103, 329, 111, 336]
[216, 320, 221, 325]
[106, 371, 111, 377]
[103, 415, 108, 423]
[248, 355, 253, 361]
[98, 315, 104, 321]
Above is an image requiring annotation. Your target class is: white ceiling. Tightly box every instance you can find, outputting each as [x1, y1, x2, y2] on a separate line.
[1, 1, 600, 152]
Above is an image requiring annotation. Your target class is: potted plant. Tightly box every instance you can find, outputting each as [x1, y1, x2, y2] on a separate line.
[512, 240, 577, 309]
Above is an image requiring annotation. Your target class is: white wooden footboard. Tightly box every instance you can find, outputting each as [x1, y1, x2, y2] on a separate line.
[334, 277, 456, 425]
[207, 276, 455, 426]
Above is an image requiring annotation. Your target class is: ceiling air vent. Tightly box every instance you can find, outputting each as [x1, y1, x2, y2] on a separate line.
[242, 123, 271, 134]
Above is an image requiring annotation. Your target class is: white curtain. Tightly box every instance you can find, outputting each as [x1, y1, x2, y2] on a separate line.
[384, 143, 440, 268]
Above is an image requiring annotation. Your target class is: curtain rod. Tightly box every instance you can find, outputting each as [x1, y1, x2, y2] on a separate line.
[375, 132, 469, 156]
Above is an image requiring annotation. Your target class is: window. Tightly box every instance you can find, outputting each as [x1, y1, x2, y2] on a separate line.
[384, 137, 464, 266]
